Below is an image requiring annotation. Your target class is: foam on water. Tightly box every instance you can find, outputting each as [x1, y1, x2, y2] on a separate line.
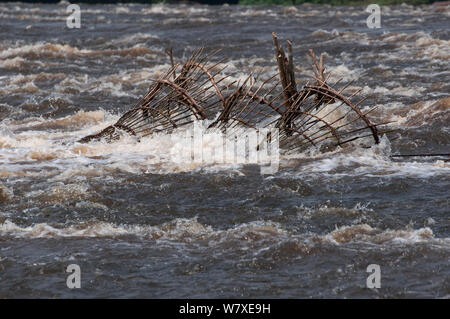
[1, 218, 448, 250]
[0, 1, 449, 298]
[283, 135, 450, 178]
[1, 106, 449, 180]
[0, 42, 162, 61]
[0, 183, 13, 202]
[324, 224, 440, 245]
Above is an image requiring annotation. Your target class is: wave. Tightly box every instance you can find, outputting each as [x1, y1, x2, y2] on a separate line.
[390, 97, 450, 127]
[1, 107, 449, 178]
[0, 183, 13, 203]
[1, 218, 448, 251]
[0, 43, 162, 60]
[325, 224, 435, 244]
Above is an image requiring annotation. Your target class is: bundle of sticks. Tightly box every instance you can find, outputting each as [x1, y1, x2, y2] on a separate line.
[79, 33, 389, 154]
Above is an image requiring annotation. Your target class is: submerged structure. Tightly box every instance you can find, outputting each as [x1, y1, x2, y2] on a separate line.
[79, 33, 390, 153]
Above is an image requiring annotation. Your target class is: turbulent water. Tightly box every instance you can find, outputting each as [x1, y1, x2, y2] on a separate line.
[0, 2, 449, 298]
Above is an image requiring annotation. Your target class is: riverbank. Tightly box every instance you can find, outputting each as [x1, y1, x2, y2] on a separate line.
[238, 0, 439, 5]
[3, 0, 446, 6]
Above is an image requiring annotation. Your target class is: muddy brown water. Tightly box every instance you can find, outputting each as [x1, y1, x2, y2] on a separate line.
[0, 3, 449, 298]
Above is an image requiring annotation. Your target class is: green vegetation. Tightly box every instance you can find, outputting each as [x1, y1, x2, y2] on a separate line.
[238, 0, 438, 5]
[17, 0, 444, 5]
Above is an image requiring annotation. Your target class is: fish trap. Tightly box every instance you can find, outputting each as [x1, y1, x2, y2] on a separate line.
[79, 33, 391, 154]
